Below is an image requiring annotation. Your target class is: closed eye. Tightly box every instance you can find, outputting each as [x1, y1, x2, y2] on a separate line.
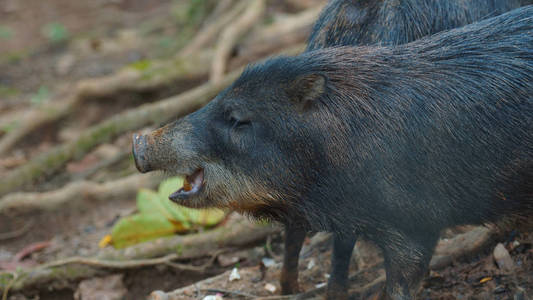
[230, 116, 251, 129]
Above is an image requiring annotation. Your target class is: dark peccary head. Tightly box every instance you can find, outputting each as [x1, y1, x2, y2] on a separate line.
[134, 6, 533, 299]
[307, 0, 533, 51]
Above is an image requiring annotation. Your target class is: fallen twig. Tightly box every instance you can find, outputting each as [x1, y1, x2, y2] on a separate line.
[13, 241, 51, 262]
[39, 254, 181, 270]
[202, 288, 258, 298]
[35, 252, 223, 273]
[164, 249, 225, 273]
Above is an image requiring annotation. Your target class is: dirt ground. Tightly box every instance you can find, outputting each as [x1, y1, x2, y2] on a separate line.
[0, 1, 532, 299]
[155, 231, 533, 300]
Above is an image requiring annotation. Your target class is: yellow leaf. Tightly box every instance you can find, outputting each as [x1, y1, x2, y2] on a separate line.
[110, 214, 176, 249]
[98, 234, 112, 248]
[479, 277, 492, 284]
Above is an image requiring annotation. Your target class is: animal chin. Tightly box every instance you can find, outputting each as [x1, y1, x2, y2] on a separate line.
[169, 168, 205, 203]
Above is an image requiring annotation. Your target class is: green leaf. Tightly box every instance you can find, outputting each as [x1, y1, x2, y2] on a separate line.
[185, 207, 226, 227]
[105, 176, 227, 249]
[157, 177, 226, 226]
[157, 177, 191, 224]
[136, 188, 179, 219]
[110, 213, 176, 249]
[158, 176, 184, 199]
[138, 188, 193, 232]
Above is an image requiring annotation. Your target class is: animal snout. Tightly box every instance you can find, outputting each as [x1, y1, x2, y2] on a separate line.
[132, 133, 152, 173]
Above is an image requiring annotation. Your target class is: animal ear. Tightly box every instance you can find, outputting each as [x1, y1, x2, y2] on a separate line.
[286, 74, 327, 111]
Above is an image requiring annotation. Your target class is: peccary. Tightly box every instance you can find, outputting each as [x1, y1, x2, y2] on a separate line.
[280, 0, 533, 298]
[307, 0, 533, 51]
[133, 6, 533, 300]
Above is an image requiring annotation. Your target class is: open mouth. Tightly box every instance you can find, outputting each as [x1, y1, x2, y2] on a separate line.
[169, 168, 204, 202]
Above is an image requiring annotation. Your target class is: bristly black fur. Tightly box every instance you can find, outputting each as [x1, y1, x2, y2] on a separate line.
[235, 6, 533, 235]
[307, 0, 533, 51]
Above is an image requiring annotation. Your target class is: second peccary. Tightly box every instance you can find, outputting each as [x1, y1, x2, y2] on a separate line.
[133, 6, 533, 300]
[307, 0, 533, 51]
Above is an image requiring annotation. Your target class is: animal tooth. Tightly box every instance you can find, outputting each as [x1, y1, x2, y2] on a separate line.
[183, 177, 192, 192]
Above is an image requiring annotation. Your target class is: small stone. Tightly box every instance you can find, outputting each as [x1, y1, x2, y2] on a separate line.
[261, 257, 276, 268]
[264, 283, 277, 293]
[74, 274, 126, 300]
[307, 258, 316, 270]
[315, 282, 327, 289]
[217, 254, 240, 267]
[202, 295, 223, 300]
[493, 243, 514, 272]
[229, 267, 241, 281]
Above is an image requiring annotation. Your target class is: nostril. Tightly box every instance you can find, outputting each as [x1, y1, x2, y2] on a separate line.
[132, 134, 151, 173]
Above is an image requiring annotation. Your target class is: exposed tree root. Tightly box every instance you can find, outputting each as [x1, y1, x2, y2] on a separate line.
[209, 0, 235, 20]
[0, 220, 499, 297]
[0, 216, 280, 293]
[0, 42, 306, 197]
[209, 0, 266, 84]
[179, 0, 248, 57]
[228, 6, 322, 70]
[0, 70, 239, 197]
[0, 66, 205, 157]
[38, 253, 214, 272]
[0, 5, 318, 159]
[0, 173, 161, 214]
[429, 226, 500, 269]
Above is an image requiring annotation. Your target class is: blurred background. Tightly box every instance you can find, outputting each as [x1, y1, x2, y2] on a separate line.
[0, 1, 325, 299]
[1, 1, 532, 300]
